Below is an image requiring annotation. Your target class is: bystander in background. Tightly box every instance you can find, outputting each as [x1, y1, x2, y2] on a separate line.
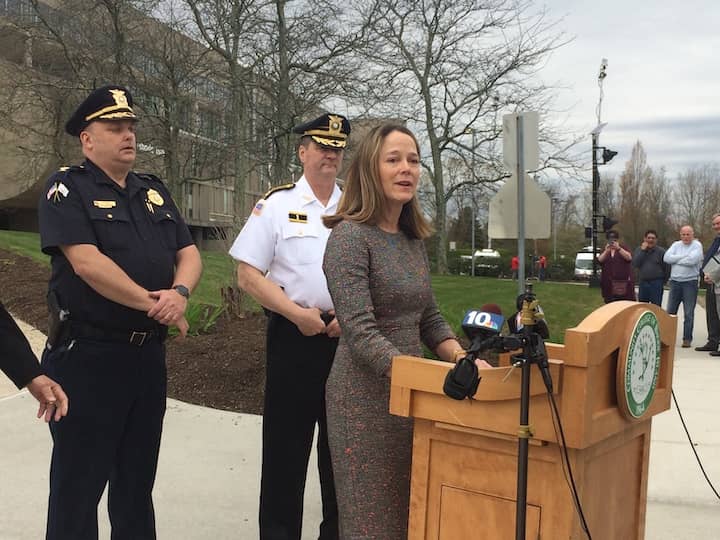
[697, 214, 720, 354]
[664, 225, 703, 347]
[598, 230, 635, 303]
[632, 229, 668, 306]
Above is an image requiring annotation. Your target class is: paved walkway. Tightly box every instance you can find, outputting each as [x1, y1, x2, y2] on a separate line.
[1, 302, 719, 539]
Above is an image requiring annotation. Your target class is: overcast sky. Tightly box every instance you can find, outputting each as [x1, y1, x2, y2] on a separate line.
[541, 0, 720, 178]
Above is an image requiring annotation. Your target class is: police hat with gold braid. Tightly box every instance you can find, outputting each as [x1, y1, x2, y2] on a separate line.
[65, 85, 138, 137]
[292, 113, 350, 149]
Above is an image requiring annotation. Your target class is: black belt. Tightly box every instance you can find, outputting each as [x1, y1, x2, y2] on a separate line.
[69, 321, 166, 346]
[265, 308, 333, 323]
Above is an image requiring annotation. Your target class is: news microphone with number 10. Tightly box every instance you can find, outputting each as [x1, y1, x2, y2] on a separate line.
[461, 304, 505, 348]
[443, 304, 504, 400]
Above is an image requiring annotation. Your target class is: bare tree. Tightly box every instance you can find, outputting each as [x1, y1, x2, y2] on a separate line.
[18, 0, 231, 202]
[618, 141, 649, 244]
[639, 166, 673, 245]
[352, 0, 578, 272]
[251, 0, 373, 184]
[674, 164, 720, 243]
[185, 0, 374, 220]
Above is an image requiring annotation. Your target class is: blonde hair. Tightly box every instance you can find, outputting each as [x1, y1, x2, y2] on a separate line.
[323, 124, 432, 239]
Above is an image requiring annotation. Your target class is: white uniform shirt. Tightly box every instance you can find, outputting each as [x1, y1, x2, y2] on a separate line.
[229, 175, 341, 311]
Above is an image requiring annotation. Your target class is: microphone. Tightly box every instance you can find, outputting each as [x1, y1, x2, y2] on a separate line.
[507, 295, 550, 340]
[461, 304, 505, 343]
[443, 304, 505, 400]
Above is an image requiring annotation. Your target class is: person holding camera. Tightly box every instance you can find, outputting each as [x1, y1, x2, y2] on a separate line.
[598, 230, 635, 303]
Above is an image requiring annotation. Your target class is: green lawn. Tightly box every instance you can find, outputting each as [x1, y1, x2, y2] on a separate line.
[0, 230, 49, 265]
[432, 276, 604, 343]
[0, 230, 605, 342]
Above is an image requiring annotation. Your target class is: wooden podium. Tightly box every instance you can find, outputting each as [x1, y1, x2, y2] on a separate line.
[390, 301, 676, 539]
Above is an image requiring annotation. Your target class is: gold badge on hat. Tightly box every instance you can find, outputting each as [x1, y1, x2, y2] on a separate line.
[147, 189, 164, 206]
[328, 115, 343, 137]
[110, 89, 130, 109]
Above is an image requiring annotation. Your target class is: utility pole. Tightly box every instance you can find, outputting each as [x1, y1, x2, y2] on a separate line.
[552, 197, 559, 262]
[590, 59, 608, 288]
[466, 128, 477, 276]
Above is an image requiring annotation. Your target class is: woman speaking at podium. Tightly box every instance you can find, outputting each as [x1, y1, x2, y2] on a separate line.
[323, 124, 488, 538]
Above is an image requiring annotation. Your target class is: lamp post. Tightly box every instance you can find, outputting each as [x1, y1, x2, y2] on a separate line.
[470, 203, 476, 277]
[465, 127, 478, 276]
[552, 197, 559, 262]
[590, 58, 609, 288]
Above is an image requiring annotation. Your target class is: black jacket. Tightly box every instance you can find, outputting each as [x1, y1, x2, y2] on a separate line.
[0, 302, 41, 389]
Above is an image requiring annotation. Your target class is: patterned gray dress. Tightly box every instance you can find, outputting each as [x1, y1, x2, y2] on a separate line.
[322, 220, 455, 539]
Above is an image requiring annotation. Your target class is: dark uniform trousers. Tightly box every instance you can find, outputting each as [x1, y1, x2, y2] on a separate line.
[261, 313, 339, 540]
[42, 336, 166, 540]
[705, 282, 720, 347]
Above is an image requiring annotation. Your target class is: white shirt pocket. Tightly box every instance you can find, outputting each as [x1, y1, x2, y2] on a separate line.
[279, 222, 323, 264]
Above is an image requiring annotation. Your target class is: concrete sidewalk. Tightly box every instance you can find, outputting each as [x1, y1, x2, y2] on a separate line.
[1, 305, 719, 539]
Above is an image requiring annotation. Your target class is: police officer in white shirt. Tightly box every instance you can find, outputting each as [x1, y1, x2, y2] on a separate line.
[229, 113, 350, 540]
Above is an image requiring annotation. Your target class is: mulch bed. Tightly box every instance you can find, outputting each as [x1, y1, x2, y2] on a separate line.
[0, 248, 267, 414]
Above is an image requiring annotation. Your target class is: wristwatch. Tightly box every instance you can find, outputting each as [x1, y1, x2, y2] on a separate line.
[173, 284, 190, 299]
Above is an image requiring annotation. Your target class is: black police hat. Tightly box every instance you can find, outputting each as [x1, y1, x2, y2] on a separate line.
[292, 113, 350, 149]
[65, 85, 138, 136]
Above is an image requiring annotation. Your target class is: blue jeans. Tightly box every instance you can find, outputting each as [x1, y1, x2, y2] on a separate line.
[667, 279, 698, 341]
[638, 278, 664, 306]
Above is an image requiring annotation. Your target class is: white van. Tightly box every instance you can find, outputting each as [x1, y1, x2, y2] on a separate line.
[574, 247, 597, 280]
[459, 249, 502, 276]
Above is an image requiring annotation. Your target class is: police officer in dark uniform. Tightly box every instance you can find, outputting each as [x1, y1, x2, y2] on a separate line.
[229, 113, 350, 540]
[0, 302, 69, 421]
[38, 85, 202, 540]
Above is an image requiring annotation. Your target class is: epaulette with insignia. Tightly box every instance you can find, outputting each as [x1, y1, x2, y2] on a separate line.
[263, 183, 295, 199]
[136, 172, 163, 184]
[57, 164, 86, 174]
[47, 166, 83, 203]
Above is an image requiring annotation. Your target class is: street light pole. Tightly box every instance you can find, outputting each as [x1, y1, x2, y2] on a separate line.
[589, 58, 608, 288]
[470, 203, 476, 277]
[552, 197, 558, 262]
[466, 127, 478, 276]
[590, 131, 601, 287]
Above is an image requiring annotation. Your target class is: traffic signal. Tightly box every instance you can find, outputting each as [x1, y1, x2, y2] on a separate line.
[601, 148, 618, 164]
[602, 216, 618, 232]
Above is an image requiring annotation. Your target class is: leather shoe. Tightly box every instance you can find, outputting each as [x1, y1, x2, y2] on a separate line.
[710, 351, 720, 357]
[695, 343, 718, 352]
[681, 340, 691, 348]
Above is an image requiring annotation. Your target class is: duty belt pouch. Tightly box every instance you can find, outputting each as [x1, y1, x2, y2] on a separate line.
[46, 290, 70, 350]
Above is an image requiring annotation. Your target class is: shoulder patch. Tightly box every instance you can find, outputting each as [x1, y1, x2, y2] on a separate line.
[263, 183, 295, 199]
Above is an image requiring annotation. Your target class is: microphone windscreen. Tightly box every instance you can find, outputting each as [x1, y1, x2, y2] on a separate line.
[478, 303, 502, 315]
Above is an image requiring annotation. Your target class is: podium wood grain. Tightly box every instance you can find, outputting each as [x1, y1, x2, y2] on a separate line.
[390, 301, 675, 540]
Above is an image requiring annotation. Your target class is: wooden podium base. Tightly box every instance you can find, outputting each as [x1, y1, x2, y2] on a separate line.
[392, 302, 676, 540]
[408, 417, 652, 540]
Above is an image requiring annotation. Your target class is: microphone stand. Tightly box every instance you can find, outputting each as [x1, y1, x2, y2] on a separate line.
[513, 288, 551, 540]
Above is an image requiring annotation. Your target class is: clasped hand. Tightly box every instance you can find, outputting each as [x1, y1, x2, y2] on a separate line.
[295, 308, 341, 338]
[147, 289, 189, 337]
